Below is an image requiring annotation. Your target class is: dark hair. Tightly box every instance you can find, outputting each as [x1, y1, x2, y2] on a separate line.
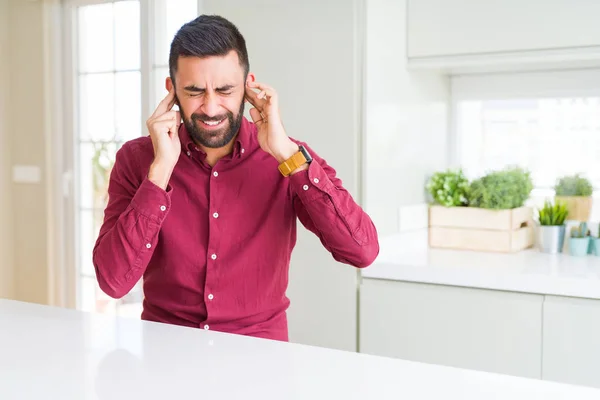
[169, 15, 249, 85]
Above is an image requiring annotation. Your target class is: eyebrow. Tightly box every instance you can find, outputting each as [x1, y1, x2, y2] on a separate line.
[183, 84, 236, 92]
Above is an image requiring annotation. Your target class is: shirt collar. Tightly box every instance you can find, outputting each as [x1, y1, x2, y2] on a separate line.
[179, 116, 252, 159]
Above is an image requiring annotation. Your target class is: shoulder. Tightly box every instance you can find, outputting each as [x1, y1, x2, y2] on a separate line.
[120, 135, 153, 154]
[116, 136, 154, 163]
[113, 136, 154, 180]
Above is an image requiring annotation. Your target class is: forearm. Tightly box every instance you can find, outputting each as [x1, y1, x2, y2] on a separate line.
[292, 160, 379, 268]
[93, 179, 171, 298]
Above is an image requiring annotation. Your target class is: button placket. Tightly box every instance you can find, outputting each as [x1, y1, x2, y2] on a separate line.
[206, 165, 220, 323]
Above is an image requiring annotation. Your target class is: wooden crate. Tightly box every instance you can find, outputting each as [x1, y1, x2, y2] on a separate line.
[555, 196, 592, 222]
[428, 205, 534, 253]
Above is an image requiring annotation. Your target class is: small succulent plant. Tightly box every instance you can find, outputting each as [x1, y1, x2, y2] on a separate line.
[538, 200, 568, 226]
[570, 222, 589, 238]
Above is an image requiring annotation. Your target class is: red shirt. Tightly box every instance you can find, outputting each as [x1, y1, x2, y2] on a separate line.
[93, 117, 379, 341]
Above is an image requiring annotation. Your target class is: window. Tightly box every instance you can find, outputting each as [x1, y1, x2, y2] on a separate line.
[67, 0, 200, 317]
[452, 69, 600, 220]
[152, 0, 198, 108]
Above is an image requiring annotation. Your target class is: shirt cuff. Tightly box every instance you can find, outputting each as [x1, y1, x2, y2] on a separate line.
[289, 160, 333, 202]
[130, 178, 173, 223]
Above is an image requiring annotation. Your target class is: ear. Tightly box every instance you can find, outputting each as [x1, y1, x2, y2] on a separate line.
[165, 77, 174, 92]
[245, 72, 256, 87]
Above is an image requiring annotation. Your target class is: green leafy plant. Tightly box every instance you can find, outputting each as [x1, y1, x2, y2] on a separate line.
[570, 222, 589, 238]
[425, 169, 470, 207]
[554, 174, 593, 196]
[537, 200, 568, 226]
[468, 166, 533, 209]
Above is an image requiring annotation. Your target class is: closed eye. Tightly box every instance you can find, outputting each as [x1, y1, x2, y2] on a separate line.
[217, 85, 235, 95]
[184, 87, 205, 97]
[183, 85, 235, 96]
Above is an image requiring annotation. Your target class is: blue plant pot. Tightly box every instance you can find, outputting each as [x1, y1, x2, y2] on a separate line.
[589, 237, 600, 256]
[569, 237, 590, 257]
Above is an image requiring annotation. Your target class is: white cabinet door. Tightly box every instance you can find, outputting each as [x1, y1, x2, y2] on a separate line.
[407, 0, 600, 58]
[359, 279, 543, 379]
[543, 295, 600, 389]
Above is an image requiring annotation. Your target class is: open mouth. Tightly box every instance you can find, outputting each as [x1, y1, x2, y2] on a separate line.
[200, 118, 226, 129]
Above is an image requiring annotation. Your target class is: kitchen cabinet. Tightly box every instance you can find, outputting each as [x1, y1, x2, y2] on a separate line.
[407, 0, 600, 59]
[359, 278, 543, 378]
[542, 295, 600, 389]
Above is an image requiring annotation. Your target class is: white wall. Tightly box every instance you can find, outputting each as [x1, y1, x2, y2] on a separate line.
[364, 0, 450, 236]
[0, 0, 14, 299]
[6, 0, 49, 304]
[202, 0, 365, 351]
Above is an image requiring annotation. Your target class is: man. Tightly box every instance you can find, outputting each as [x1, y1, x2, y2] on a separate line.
[93, 15, 379, 341]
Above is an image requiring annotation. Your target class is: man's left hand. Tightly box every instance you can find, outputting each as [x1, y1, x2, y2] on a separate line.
[245, 81, 299, 163]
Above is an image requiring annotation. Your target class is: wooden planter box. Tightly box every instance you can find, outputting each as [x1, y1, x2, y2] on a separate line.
[428, 205, 534, 253]
[555, 196, 592, 222]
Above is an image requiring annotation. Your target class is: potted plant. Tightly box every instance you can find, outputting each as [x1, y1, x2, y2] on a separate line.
[536, 200, 568, 254]
[425, 169, 470, 207]
[569, 222, 590, 257]
[468, 166, 533, 210]
[590, 228, 600, 256]
[554, 174, 593, 222]
[428, 166, 535, 253]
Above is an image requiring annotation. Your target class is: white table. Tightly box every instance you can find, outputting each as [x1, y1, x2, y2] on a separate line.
[1, 299, 600, 399]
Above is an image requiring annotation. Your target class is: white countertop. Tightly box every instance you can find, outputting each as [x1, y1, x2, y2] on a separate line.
[2, 299, 600, 399]
[363, 231, 600, 299]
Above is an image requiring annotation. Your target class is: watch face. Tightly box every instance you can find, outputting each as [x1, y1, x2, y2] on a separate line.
[299, 145, 313, 162]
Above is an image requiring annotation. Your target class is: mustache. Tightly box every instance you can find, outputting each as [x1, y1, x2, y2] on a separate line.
[191, 113, 230, 122]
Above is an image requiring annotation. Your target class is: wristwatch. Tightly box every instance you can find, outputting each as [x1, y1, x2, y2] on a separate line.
[278, 144, 312, 177]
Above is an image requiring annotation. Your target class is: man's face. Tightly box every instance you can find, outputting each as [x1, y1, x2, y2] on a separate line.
[171, 51, 248, 149]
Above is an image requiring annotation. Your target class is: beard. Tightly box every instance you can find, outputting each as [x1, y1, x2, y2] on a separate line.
[181, 101, 245, 149]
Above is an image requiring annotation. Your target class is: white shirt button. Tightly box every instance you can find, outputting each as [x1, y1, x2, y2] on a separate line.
[204, 324, 209, 330]
[208, 294, 214, 300]
[186, 151, 191, 156]
[303, 185, 309, 191]
[241, 148, 245, 154]
[160, 205, 166, 211]
[146, 243, 151, 249]
[213, 212, 219, 218]
[213, 171, 218, 177]
[211, 254, 217, 260]
[313, 178, 319, 184]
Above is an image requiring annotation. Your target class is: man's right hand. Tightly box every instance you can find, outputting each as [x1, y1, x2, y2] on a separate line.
[146, 89, 182, 190]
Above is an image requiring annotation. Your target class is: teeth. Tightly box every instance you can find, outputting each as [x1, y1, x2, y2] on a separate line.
[203, 120, 222, 126]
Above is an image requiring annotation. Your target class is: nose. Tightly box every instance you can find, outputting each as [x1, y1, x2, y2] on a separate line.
[201, 91, 220, 117]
